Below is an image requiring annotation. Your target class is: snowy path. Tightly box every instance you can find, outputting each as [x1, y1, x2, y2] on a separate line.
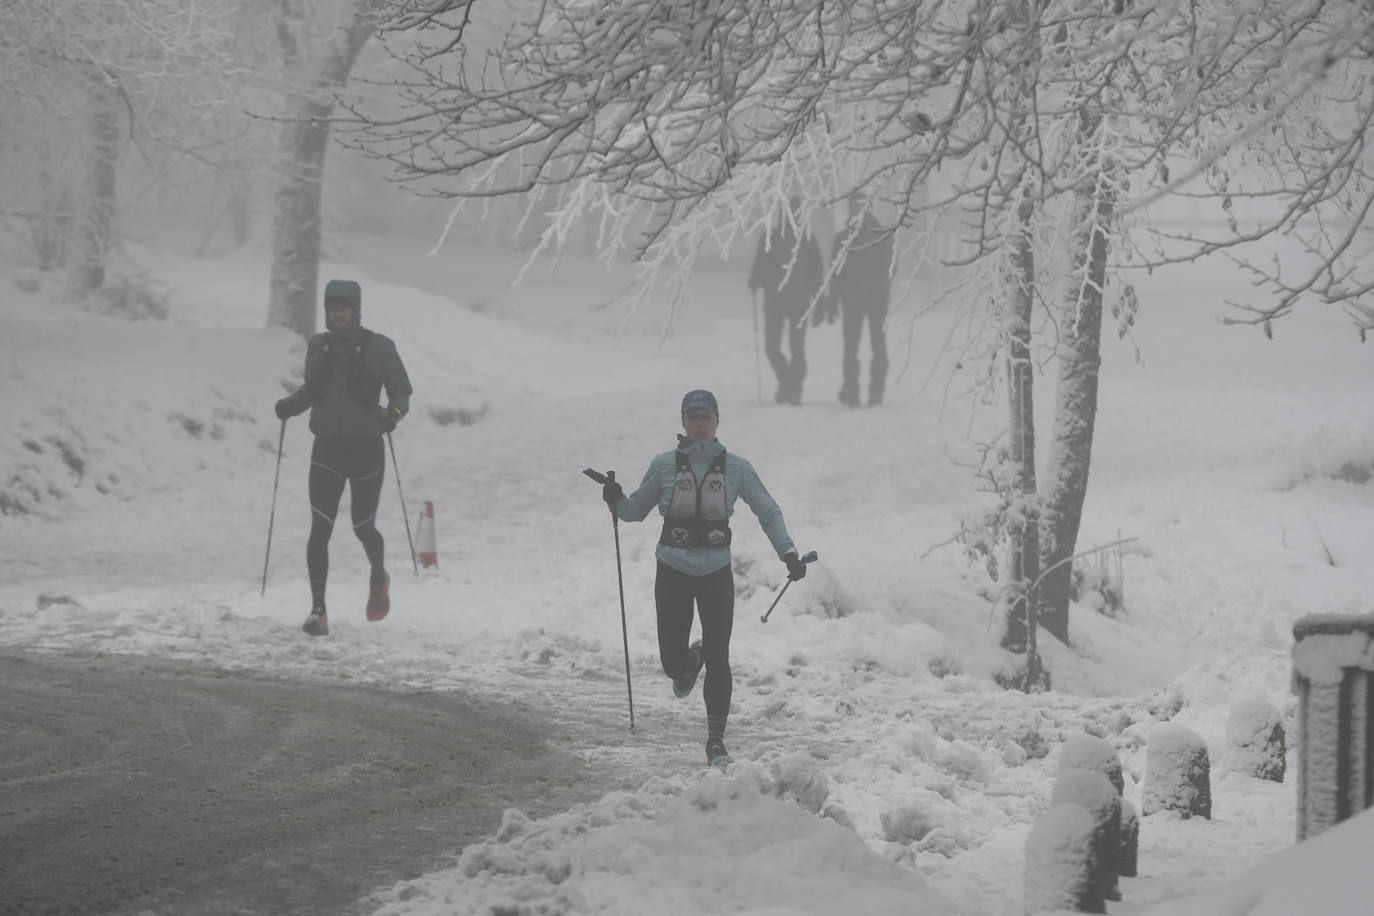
[0, 650, 623, 916]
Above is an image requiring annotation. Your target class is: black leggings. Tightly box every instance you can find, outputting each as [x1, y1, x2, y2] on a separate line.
[763, 305, 807, 396]
[307, 436, 385, 607]
[655, 562, 734, 734]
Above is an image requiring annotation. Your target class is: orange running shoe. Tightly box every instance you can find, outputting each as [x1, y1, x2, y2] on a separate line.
[366, 570, 390, 622]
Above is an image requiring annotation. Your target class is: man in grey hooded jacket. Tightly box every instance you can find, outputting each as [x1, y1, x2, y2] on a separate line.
[274, 279, 412, 636]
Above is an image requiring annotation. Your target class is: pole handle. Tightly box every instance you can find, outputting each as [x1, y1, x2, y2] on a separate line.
[760, 549, 819, 623]
[584, 468, 619, 516]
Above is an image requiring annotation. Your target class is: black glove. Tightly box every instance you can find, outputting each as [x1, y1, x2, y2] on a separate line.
[379, 406, 402, 433]
[274, 398, 293, 420]
[784, 551, 807, 581]
[602, 480, 623, 511]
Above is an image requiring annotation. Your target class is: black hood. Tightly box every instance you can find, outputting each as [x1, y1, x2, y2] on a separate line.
[322, 280, 362, 318]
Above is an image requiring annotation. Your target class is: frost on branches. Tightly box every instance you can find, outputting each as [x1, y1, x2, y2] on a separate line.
[342, 0, 1374, 665]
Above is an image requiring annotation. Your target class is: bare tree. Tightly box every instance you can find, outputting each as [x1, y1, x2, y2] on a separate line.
[0, 0, 240, 292]
[264, 0, 402, 338]
[262, 0, 484, 338]
[1128, 3, 1374, 333]
[344, 0, 1374, 675]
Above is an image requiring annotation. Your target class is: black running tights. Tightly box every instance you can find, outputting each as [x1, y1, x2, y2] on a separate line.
[654, 562, 735, 728]
[307, 436, 385, 607]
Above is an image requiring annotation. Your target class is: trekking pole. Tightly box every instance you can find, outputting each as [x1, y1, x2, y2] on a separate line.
[387, 431, 420, 575]
[760, 550, 818, 623]
[261, 419, 287, 598]
[582, 467, 636, 732]
[751, 287, 762, 405]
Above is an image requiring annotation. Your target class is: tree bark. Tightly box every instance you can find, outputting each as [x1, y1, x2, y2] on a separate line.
[31, 164, 71, 271]
[267, 100, 333, 338]
[266, 4, 377, 338]
[999, 1, 1043, 667]
[72, 81, 121, 294]
[1040, 114, 1113, 644]
[1002, 190, 1040, 656]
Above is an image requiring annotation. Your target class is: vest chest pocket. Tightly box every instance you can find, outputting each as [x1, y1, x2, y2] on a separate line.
[660, 449, 732, 549]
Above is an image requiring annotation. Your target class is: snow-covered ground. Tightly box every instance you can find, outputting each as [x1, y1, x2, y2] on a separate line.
[2, 226, 1373, 915]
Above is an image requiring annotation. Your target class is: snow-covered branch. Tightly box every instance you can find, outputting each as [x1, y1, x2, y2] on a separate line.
[335, 0, 1373, 333]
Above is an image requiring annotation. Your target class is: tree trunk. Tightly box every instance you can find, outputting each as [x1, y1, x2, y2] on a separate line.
[30, 165, 71, 271]
[1040, 114, 1113, 644]
[72, 81, 121, 294]
[266, 4, 377, 338]
[1002, 190, 1040, 657]
[1000, 1, 1043, 669]
[226, 157, 252, 246]
[267, 101, 333, 338]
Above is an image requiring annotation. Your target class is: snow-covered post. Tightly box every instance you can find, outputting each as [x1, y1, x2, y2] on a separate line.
[1141, 724, 1211, 819]
[1049, 768, 1121, 904]
[1024, 803, 1104, 915]
[1057, 732, 1135, 877]
[1224, 695, 1286, 783]
[1059, 733, 1124, 794]
[1118, 800, 1138, 878]
[1291, 615, 1374, 840]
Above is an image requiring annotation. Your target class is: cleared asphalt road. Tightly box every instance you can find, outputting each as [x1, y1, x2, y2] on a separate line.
[0, 650, 620, 916]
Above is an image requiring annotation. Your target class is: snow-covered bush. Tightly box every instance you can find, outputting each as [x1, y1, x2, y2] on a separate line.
[1050, 768, 1122, 903]
[1142, 723, 1212, 819]
[880, 802, 937, 844]
[14, 268, 40, 293]
[943, 739, 993, 783]
[1224, 695, 1285, 783]
[1024, 802, 1104, 915]
[1071, 548, 1125, 618]
[426, 403, 488, 427]
[794, 562, 859, 621]
[768, 751, 829, 814]
[79, 263, 170, 321]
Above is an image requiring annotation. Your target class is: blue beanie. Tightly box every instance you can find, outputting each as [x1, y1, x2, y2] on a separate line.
[681, 389, 719, 416]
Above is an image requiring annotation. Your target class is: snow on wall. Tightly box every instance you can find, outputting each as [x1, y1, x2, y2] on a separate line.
[1291, 625, 1374, 685]
[1291, 617, 1374, 840]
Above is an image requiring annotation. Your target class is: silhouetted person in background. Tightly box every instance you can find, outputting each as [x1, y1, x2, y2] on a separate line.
[829, 192, 895, 407]
[749, 197, 824, 405]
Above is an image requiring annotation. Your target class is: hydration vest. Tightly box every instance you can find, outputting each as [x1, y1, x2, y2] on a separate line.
[306, 329, 383, 407]
[660, 448, 732, 549]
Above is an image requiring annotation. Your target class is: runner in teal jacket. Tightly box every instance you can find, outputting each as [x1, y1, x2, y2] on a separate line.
[602, 389, 809, 766]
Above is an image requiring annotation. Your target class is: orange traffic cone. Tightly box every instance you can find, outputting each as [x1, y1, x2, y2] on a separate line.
[417, 500, 438, 568]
